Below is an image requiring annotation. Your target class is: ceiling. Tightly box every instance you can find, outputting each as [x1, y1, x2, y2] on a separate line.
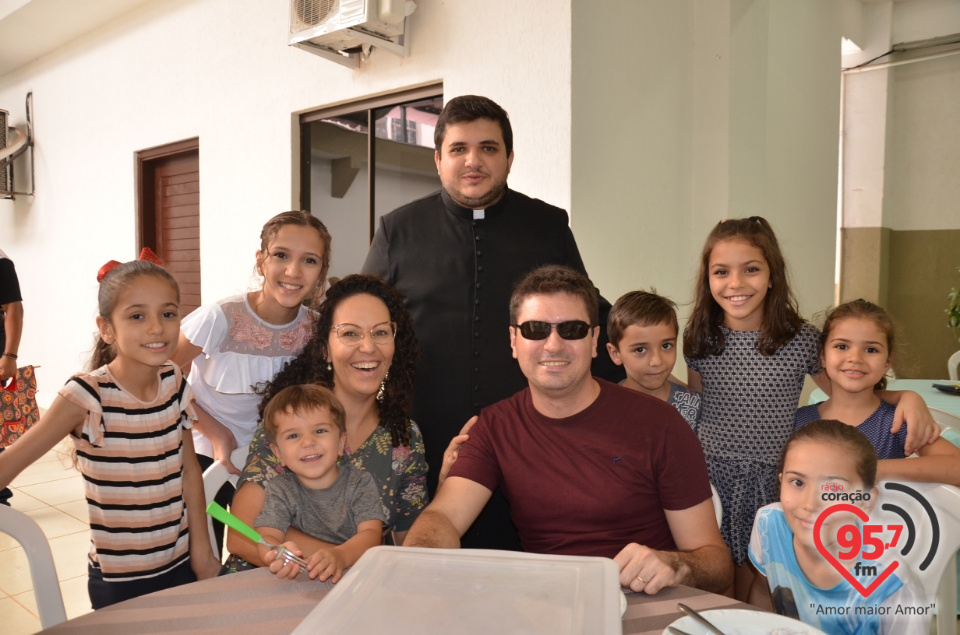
[0, 0, 154, 78]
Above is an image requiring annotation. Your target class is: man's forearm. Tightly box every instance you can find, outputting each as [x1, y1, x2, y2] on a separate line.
[3, 301, 23, 355]
[403, 509, 463, 548]
[669, 545, 734, 595]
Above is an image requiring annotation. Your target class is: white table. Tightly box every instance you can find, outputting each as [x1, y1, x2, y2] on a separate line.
[41, 567, 754, 635]
[809, 378, 960, 418]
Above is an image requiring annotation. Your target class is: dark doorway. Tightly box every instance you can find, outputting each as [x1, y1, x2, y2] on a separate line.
[136, 139, 201, 315]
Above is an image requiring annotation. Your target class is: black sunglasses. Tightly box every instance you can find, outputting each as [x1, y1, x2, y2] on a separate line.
[513, 320, 593, 340]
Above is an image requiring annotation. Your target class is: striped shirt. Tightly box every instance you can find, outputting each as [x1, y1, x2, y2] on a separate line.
[59, 362, 197, 581]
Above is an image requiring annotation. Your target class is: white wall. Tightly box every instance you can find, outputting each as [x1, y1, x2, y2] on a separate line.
[843, 0, 960, 233]
[0, 0, 573, 407]
[884, 53, 960, 231]
[1, 0, 932, 405]
[572, 0, 842, 376]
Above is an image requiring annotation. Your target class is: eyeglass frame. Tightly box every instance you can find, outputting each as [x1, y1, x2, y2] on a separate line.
[330, 321, 399, 346]
[511, 320, 595, 341]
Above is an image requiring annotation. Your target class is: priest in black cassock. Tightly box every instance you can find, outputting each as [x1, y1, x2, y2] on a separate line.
[362, 95, 622, 550]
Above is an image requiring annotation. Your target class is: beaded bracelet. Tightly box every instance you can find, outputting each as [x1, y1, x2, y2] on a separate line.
[1, 353, 17, 360]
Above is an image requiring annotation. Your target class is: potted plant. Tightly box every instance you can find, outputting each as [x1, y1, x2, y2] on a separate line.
[949, 266, 960, 341]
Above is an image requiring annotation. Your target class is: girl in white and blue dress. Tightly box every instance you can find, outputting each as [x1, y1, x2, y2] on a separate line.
[172, 211, 332, 545]
[749, 420, 928, 634]
[683, 216, 938, 600]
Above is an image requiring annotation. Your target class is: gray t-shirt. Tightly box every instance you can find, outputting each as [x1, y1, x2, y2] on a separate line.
[667, 380, 702, 432]
[255, 463, 387, 545]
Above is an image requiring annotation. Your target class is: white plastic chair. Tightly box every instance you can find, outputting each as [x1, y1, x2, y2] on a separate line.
[930, 409, 960, 628]
[948, 350, 960, 381]
[201, 444, 249, 559]
[0, 505, 67, 628]
[930, 408, 960, 435]
[710, 482, 723, 527]
[871, 481, 960, 635]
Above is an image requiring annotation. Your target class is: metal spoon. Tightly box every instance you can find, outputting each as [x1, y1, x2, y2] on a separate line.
[677, 603, 728, 635]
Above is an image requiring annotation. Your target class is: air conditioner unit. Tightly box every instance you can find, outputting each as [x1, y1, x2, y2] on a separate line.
[290, 0, 410, 67]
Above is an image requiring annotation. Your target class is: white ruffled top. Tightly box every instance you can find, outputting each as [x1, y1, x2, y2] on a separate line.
[181, 294, 314, 458]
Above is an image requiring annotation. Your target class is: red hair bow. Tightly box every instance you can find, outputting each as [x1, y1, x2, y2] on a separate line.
[97, 247, 165, 283]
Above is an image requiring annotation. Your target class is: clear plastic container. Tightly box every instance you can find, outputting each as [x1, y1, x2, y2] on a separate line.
[292, 546, 623, 635]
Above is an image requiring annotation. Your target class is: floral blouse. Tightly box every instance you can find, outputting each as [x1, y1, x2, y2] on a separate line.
[223, 418, 429, 573]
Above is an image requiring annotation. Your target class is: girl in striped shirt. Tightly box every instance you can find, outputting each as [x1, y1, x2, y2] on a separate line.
[0, 254, 220, 609]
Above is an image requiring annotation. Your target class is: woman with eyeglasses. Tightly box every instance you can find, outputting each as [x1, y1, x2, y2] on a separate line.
[222, 274, 427, 573]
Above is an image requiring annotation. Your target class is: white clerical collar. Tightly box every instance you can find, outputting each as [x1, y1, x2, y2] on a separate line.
[473, 209, 485, 220]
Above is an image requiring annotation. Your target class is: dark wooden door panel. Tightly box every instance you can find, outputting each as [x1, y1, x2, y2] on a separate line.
[138, 140, 201, 316]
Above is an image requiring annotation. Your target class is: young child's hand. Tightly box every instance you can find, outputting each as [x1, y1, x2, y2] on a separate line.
[307, 547, 347, 583]
[265, 541, 306, 580]
[191, 551, 223, 580]
[438, 416, 477, 489]
[891, 391, 940, 454]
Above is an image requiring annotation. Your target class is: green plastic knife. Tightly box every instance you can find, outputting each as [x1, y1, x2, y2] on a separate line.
[206, 501, 309, 573]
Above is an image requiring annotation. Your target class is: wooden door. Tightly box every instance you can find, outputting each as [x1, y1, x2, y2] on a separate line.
[137, 139, 201, 315]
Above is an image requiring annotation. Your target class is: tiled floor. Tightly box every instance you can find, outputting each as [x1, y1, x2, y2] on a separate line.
[1, 443, 92, 635]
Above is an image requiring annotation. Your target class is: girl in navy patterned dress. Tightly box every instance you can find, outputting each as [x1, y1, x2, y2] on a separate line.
[683, 217, 939, 600]
[795, 299, 960, 486]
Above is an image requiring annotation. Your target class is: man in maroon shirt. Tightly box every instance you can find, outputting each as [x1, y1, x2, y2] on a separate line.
[405, 265, 733, 595]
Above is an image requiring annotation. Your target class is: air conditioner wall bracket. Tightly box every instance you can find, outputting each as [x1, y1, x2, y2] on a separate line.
[0, 92, 35, 200]
[293, 17, 410, 69]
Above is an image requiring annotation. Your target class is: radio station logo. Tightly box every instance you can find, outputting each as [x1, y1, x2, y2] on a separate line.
[813, 482, 939, 599]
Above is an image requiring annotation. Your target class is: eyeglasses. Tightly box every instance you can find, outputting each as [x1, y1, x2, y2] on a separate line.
[513, 321, 593, 341]
[331, 322, 398, 346]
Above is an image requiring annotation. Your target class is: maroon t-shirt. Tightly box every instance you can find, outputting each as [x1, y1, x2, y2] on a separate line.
[449, 379, 711, 558]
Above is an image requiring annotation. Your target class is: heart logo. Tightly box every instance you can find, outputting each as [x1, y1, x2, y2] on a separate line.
[813, 503, 899, 598]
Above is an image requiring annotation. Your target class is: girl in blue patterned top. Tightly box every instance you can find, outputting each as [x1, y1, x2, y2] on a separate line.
[795, 299, 960, 486]
[683, 216, 939, 600]
[223, 275, 428, 572]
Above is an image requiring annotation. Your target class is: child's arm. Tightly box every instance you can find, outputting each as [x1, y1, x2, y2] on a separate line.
[305, 519, 382, 583]
[811, 370, 832, 394]
[686, 369, 703, 393]
[254, 527, 309, 580]
[0, 395, 85, 489]
[171, 333, 242, 475]
[181, 432, 221, 580]
[877, 437, 960, 487]
[228, 482, 339, 566]
[170, 333, 202, 375]
[747, 565, 774, 611]
[191, 403, 241, 475]
[438, 416, 477, 490]
[878, 391, 940, 453]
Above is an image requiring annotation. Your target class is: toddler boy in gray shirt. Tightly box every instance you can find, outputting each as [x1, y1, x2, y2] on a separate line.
[255, 384, 386, 582]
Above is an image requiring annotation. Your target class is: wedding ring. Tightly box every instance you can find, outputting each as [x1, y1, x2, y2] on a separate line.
[636, 575, 646, 583]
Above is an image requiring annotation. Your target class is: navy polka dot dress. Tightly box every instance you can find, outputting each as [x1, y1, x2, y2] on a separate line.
[686, 323, 822, 564]
[795, 401, 906, 459]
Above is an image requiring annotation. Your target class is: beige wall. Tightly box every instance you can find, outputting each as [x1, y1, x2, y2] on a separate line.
[841, 0, 960, 379]
[571, 0, 841, 381]
[887, 230, 960, 378]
